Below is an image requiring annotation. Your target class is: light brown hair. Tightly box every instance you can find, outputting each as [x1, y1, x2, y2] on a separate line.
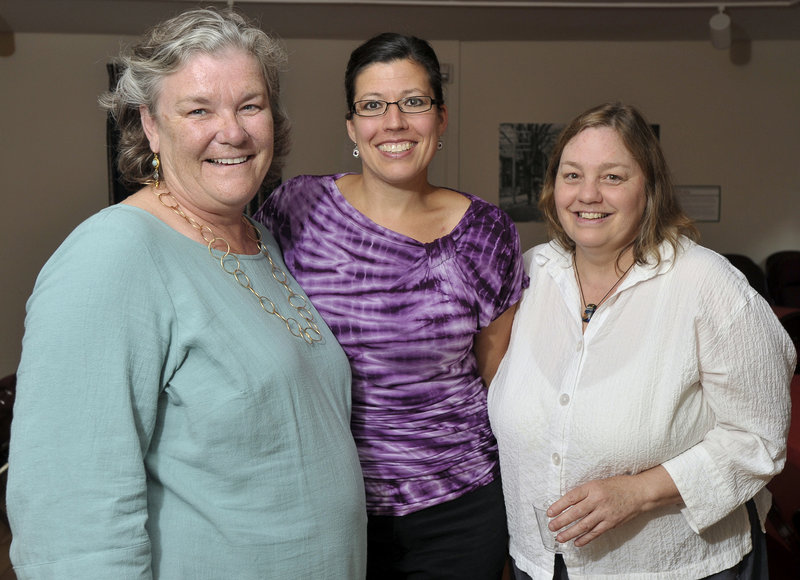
[538, 102, 698, 265]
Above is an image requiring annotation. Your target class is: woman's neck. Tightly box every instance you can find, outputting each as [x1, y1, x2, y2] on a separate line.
[340, 173, 436, 219]
[573, 246, 635, 303]
[124, 186, 258, 254]
[336, 173, 469, 244]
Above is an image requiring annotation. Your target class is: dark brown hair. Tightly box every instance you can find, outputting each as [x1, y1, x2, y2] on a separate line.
[344, 32, 444, 120]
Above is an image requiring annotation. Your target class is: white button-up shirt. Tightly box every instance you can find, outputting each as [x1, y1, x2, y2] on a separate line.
[488, 238, 795, 579]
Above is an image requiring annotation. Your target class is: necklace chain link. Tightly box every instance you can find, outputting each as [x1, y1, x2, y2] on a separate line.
[153, 187, 322, 344]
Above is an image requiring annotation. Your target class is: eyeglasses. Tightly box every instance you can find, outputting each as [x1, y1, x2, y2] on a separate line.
[351, 96, 439, 117]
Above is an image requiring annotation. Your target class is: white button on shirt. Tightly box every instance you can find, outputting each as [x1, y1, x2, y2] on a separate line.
[488, 239, 795, 579]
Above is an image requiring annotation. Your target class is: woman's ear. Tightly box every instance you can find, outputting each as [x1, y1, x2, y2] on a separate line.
[139, 105, 160, 152]
[437, 103, 449, 137]
[346, 118, 356, 145]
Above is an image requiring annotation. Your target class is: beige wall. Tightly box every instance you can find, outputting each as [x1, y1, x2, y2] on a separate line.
[1, 33, 133, 378]
[458, 41, 800, 257]
[1, 33, 798, 377]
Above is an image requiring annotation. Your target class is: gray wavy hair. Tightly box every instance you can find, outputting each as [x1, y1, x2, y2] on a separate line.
[99, 7, 290, 191]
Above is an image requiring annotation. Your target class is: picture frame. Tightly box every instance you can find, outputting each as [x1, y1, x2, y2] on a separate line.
[675, 185, 721, 223]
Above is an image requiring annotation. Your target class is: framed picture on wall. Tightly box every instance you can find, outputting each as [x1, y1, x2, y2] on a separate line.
[499, 123, 563, 222]
[675, 185, 721, 222]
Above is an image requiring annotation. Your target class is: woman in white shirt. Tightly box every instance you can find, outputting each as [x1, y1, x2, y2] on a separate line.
[488, 102, 796, 579]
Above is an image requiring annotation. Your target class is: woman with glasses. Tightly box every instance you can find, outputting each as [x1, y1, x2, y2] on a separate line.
[255, 32, 528, 579]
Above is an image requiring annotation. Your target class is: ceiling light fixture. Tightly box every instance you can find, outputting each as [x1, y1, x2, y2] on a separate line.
[709, 6, 733, 48]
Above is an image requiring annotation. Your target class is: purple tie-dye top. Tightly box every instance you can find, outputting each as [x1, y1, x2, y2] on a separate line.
[255, 174, 528, 516]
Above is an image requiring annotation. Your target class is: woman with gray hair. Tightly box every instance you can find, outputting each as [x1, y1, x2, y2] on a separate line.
[7, 7, 367, 579]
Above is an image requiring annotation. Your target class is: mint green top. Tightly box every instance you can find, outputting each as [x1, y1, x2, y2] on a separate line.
[8, 205, 367, 579]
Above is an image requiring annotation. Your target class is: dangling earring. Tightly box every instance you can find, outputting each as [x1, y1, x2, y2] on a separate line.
[437, 139, 444, 151]
[352, 144, 360, 158]
[151, 153, 161, 188]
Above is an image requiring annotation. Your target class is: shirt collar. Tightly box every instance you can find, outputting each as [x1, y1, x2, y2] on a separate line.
[534, 237, 691, 289]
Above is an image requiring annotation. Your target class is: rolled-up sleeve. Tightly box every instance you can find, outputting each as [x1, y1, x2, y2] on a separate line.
[663, 295, 795, 533]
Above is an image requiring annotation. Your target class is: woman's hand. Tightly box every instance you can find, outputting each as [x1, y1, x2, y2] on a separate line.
[547, 466, 683, 547]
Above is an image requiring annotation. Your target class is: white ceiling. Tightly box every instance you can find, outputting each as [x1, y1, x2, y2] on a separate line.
[1, 0, 799, 42]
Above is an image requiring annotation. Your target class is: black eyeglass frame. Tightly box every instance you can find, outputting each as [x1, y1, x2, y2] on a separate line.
[349, 96, 442, 118]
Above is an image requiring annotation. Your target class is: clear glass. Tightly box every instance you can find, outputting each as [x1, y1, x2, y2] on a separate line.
[352, 96, 437, 117]
[534, 501, 563, 553]
[534, 496, 583, 554]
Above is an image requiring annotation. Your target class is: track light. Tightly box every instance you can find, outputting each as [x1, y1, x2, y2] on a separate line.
[709, 7, 732, 50]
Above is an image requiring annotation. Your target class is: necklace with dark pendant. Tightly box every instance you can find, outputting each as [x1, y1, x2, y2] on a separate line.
[574, 256, 634, 323]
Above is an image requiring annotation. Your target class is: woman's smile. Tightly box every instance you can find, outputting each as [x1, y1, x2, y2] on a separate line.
[575, 211, 611, 221]
[207, 155, 251, 165]
[377, 141, 415, 154]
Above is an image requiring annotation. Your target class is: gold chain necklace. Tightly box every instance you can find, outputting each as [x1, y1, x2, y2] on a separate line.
[153, 186, 322, 344]
[573, 255, 634, 324]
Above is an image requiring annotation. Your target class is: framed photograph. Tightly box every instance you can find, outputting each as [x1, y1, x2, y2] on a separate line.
[675, 185, 721, 222]
[499, 123, 563, 222]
